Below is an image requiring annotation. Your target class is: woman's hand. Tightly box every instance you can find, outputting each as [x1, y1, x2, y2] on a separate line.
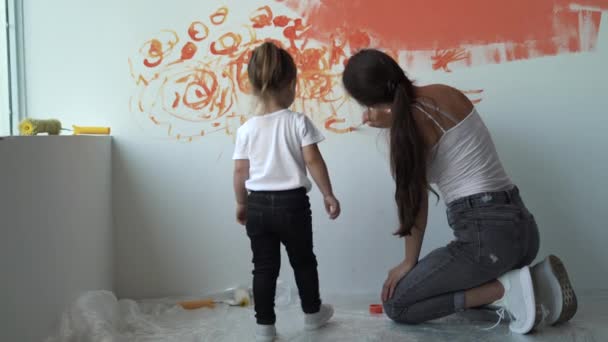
[382, 260, 416, 302]
[363, 106, 393, 128]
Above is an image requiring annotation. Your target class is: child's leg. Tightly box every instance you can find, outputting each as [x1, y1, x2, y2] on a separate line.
[247, 209, 281, 325]
[280, 203, 321, 314]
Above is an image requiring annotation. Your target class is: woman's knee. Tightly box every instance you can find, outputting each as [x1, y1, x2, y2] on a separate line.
[383, 302, 422, 324]
[383, 302, 402, 321]
[382, 286, 418, 322]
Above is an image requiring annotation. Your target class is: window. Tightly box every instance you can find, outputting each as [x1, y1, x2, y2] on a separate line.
[1, 0, 25, 136]
[0, 0, 10, 135]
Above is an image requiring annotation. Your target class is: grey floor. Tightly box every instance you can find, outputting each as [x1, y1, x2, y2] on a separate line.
[46, 290, 608, 341]
[131, 291, 608, 342]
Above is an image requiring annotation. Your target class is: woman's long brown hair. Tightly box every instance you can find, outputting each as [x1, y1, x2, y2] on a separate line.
[342, 49, 436, 236]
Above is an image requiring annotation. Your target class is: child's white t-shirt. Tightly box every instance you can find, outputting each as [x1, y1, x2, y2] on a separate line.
[232, 109, 325, 192]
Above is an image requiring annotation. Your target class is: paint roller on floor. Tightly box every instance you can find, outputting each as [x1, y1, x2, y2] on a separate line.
[178, 288, 251, 310]
[19, 118, 111, 136]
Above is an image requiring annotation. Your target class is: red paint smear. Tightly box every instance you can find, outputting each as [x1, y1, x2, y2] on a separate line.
[226, 49, 253, 94]
[250, 6, 274, 29]
[182, 70, 218, 110]
[329, 32, 347, 66]
[283, 19, 308, 44]
[172, 92, 180, 109]
[135, 75, 149, 86]
[432, 49, 471, 72]
[210, 32, 242, 55]
[282, 0, 608, 59]
[210, 7, 229, 26]
[134, 4, 503, 140]
[143, 39, 163, 68]
[273, 15, 291, 27]
[489, 48, 501, 64]
[181, 42, 197, 60]
[299, 48, 324, 71]
[188, 22, 209, 42]
[506, 44, 531, 61]
[325, 117, 356, 133]
[348, 30, 371, 52]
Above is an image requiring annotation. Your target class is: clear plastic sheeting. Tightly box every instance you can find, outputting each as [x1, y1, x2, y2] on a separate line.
[46, 291, 606, 342]
[45, 290, 250, 342]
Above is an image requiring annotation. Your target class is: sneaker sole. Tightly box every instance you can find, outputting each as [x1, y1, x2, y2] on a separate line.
[511, 266, 537, 334]
[532, 255, 578, 326]
[547, 255, 578, 325]
[255, 337, 275, 342]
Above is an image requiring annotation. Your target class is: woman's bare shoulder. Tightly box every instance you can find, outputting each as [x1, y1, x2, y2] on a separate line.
[419, 84, 474, 119]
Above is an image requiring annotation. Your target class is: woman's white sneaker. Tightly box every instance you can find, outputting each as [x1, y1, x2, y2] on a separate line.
[493, 266, 537, 334]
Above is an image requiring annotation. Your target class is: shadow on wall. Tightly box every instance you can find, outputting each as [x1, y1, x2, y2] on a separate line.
[494, 120, 607, 291]
[110, 117, 605, 299]
[112, 137, 170, 298]
[111, 137, 253, 299]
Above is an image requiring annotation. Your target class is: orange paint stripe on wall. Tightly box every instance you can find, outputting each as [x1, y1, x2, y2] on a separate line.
[281, 0, 608, 53]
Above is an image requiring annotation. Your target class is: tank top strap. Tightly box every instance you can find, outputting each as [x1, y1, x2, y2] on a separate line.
[412, 103, 447, 133]
[417, 100, 459, 124]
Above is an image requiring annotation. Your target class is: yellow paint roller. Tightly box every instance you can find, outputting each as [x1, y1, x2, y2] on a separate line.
[17, 119, 111, 136]
[19, 119, 62, 136]
[72, 125, 111, 135]
[178, 288, 251, 310]
[178, 299, 216, 310]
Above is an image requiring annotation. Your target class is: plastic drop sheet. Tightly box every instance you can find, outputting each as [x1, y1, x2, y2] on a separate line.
[46, 291, 605, 342]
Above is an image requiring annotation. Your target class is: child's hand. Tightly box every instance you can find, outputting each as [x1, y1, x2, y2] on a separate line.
[324, 195, 341, 220]
[236, 204, 247, 225]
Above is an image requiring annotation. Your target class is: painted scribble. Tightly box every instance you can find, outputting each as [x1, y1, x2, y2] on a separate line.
[432, 49, 471, 72]
[129, 1, 606, 141]
[129, 5, 364, 142]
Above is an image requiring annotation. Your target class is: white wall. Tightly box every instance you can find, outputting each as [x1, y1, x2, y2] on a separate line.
[21, 0, 608, 301]
[0, 136, 113, 342]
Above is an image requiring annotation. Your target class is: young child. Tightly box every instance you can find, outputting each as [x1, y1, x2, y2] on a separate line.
[232, 42, 341, 341]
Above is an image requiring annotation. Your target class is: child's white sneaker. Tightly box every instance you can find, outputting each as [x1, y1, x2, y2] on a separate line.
[304, 304, 334, 330]
[491, 266, 537, 334]
[255, 324, 276, 342]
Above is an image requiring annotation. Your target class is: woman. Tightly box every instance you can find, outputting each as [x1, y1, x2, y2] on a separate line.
[342, 49, 577, 334]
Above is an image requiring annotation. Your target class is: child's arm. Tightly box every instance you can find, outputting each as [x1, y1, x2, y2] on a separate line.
[233, 159, 250, 225]
[302, 144, 340, 219]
